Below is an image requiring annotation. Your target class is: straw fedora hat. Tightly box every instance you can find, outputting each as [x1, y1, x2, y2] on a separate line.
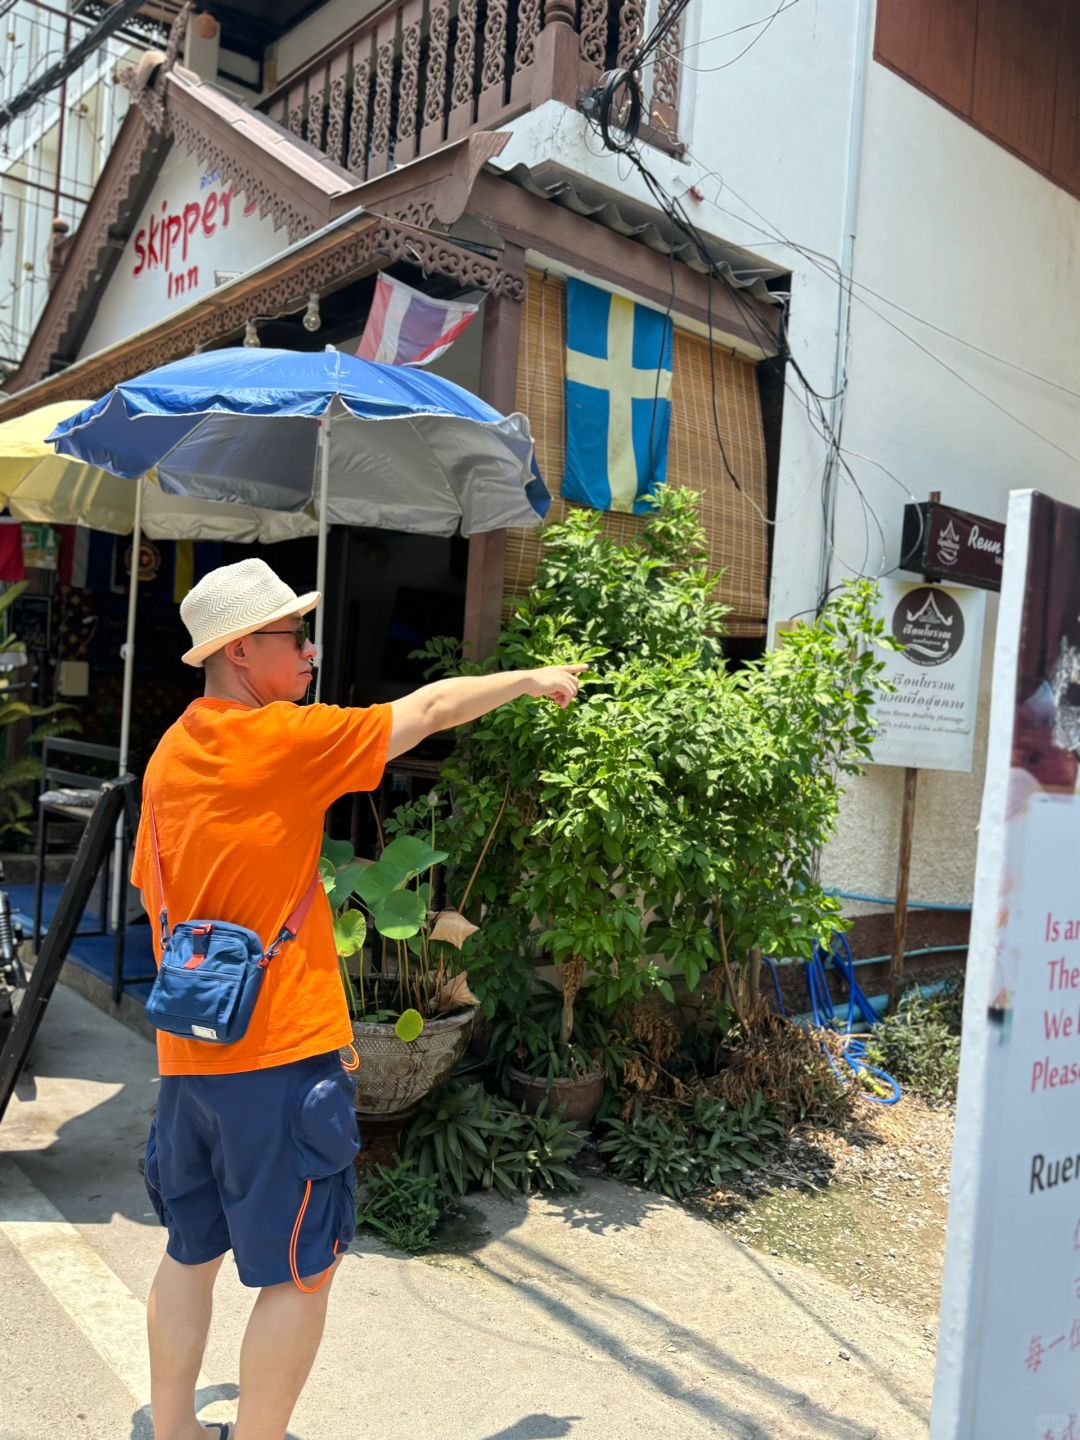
[180, 558, 320, 667]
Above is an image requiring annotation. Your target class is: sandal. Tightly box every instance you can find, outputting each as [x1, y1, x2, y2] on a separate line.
[204, 1425, 232, 1440]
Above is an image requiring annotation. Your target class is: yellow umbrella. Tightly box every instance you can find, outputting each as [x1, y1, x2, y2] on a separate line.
[0, 401, 138, 533]
[0, 400, 317, 541]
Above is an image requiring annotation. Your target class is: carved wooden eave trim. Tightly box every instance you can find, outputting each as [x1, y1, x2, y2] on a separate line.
[13, 66, 368, 391]
[163, 66, 363, 244]
[0, 212, 524, 422]
[470, 169, 782, 357]
[12, 66, 520, 395]
[12, 109, 166, 392]
[326, 131, 512, 231]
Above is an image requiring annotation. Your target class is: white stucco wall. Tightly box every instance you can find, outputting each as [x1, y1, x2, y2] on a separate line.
[272, 0, 384, 87]
[492, 0, 1080, 910]
[819, 60, 1080, 905]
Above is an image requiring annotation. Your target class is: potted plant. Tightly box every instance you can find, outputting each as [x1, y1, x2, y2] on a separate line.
[488, 974, 611, 1124]
[321, 804, 488, 1117]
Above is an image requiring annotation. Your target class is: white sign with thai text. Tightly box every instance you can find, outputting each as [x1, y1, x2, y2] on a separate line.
[78, 146, 284, 358]
[870, 578, 986, 773]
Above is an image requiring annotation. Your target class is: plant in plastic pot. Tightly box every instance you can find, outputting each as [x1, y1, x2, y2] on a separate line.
[488, 975, 612, 1125]
[322, 801, 491, 1116]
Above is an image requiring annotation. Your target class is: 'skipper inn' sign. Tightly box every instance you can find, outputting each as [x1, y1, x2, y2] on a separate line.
[78, 147, 282, 358]
[132, 179, 249, 301]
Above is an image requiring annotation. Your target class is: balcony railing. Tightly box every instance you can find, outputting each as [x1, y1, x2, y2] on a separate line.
[260, 0, 685, 185]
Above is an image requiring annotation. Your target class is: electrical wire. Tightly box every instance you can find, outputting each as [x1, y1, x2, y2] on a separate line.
[626, 0, 697, 73]
[782, 374, 885, 582]
[673, 150, 1080, 595]
[583, 68, 909, 601]
[683, 154, 1080, 407]
[682, 168, 1074, 577]
[671, 0, 803, 57]
[0, 0, 145, 130]
[665, 0, 800, 75]
[600, 114, 897, 562]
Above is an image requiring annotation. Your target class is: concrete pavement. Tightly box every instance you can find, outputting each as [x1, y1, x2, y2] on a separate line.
[0, 979, 935, 1440]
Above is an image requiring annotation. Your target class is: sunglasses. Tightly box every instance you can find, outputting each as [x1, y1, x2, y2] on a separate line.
[251, 620, 310, 652]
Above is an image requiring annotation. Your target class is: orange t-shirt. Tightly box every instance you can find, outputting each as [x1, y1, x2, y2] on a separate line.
[131, 697, 392, 1077]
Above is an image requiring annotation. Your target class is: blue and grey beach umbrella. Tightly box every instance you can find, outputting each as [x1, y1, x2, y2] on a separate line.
[49, 344, 550, 696]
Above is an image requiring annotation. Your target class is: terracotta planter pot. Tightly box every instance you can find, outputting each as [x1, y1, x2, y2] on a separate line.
[351, 1106, 418, 1174]
[348, 1010, 475, 1116]
[507, 1065, 605, 1126]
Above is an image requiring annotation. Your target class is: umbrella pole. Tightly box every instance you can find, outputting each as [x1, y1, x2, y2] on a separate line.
[314, 414, 331, 703]
[110, 476, 142, 930]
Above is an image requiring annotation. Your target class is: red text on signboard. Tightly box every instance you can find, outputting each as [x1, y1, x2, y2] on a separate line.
[132, 188, 235, 298]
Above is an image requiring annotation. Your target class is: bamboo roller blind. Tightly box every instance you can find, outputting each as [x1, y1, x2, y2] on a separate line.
[505, 271, 770, 639]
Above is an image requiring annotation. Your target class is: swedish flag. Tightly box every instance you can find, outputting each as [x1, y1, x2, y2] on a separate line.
[563, 277, 674, 515]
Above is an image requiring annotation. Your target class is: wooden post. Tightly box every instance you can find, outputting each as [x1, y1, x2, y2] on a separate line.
[889, 766, 919, 1012]
[888, 486, 939, 1011]
[463, 257, 524, 660]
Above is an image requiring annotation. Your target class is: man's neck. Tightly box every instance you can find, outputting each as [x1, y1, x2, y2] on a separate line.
[202, 675, 265, 707]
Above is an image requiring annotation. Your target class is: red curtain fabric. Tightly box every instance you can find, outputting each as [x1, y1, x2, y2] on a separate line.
[0, 524, 26, 582]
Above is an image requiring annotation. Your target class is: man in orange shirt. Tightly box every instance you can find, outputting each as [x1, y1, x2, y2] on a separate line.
[132, 558, 582, 1440]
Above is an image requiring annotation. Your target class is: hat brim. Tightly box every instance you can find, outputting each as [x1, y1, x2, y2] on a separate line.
[182, 591, 321, 667]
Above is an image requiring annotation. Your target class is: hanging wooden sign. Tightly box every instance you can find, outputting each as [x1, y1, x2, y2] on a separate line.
[901, 500, 1006, 592]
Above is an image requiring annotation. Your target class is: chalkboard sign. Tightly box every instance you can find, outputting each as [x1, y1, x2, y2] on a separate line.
[10, 595, 51, 651]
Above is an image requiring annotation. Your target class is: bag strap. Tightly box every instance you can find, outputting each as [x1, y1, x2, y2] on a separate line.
[145, 787, 170, 950]
[260, 872, 321, 966]
[147, 784, 319, 964]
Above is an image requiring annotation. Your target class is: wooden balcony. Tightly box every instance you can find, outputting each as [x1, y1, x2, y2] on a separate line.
[261, 0, 686, 185]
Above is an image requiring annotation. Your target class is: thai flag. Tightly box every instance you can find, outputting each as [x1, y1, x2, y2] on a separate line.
[357, 273, 480, 366]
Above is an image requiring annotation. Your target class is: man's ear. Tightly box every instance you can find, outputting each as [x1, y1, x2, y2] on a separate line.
[222, 635, 250, 669]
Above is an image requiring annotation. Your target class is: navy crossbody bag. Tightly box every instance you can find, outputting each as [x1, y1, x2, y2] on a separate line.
[143, 792, 320, 1044]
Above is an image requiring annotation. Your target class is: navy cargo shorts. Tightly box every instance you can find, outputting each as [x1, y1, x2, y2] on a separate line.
[143, 1049, 359, 1289]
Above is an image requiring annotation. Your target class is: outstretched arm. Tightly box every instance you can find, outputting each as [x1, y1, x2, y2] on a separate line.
[387, 665, 585, 761]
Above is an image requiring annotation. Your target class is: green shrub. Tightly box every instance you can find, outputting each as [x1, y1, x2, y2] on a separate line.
[401, 1081, 585, 1199]
[864, 983, 963, 1103]
[418, 488, 896, 1064]
[597, 1092, 784, 1200]
[356, 1159, 443, 1253]
[486, 976, 624, 1083]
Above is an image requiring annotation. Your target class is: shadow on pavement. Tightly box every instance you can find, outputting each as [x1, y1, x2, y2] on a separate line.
[535, 1181, 669, 1235]
[416, 1178, 927, 1440]
[478, 1416, 581, 1439]
[2, 983, 160, 1231]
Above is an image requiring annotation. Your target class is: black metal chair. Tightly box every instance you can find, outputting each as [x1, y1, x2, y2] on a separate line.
[32, 739, 154, 1003]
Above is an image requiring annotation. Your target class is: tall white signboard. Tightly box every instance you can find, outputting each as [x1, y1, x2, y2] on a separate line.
[933, 491, 1080, 1438]
[871, 578, 986, 773]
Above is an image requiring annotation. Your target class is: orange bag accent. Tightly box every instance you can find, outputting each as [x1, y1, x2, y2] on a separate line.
[341, 1043, 359, 1072]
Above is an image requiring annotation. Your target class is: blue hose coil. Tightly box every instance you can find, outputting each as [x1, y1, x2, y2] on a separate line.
[763, 940, 903, 1106]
